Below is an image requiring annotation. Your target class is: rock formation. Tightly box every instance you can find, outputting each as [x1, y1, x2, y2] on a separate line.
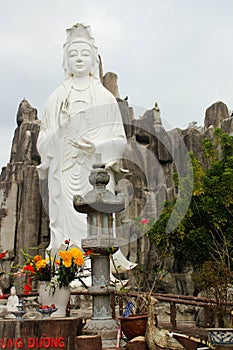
[103, 72, 120, 98]
[0, 100, 49, 289]
[204, 101, 229, 130]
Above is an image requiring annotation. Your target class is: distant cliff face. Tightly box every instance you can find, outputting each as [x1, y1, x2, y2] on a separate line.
[0, 83, 231, 294]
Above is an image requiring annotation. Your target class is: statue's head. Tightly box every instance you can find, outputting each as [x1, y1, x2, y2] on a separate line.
[63, 23, 100, 81]
[11, 286, 16, 296]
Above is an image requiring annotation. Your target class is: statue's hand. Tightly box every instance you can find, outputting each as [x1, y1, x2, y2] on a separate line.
[78, 138, 96, 153]
[68, 137, 96, 154]
[58, 99, 70, 128]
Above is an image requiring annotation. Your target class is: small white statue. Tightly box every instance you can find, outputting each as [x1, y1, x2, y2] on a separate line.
[7, 286, 19, 313]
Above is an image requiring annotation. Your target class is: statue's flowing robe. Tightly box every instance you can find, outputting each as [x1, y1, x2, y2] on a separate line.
[37, 78, 127, 250]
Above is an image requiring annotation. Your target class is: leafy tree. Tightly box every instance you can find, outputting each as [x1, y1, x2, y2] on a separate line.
[147, 129, 233, 271]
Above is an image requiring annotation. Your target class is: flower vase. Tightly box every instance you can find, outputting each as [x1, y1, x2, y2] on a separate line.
[38, 282, 70, 318]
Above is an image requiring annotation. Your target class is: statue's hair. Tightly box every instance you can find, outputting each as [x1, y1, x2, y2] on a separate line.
[63, 23, 100, 81]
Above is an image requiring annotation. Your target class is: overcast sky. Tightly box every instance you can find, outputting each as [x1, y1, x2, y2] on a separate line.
[0, 0, 233, 169]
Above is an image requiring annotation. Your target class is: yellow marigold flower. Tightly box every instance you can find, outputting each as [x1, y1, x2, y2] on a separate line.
[35, 259, 47, 269]
[63, 259, 72, 268]
[55, 260, 60, 265]
[34, 255, 42, 262]
[70, 248, 82, 257]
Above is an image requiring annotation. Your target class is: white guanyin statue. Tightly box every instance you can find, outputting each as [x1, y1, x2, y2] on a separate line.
[37, 23, 135, 272]
[7, 286, 19, 313]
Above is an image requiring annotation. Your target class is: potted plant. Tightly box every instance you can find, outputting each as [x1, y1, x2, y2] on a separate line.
[115, 263, 166, 341]
[118, 293, 150, 341]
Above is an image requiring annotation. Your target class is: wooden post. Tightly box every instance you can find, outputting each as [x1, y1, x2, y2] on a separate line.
[203, 306, 209, 327]
[75, 335, 102, 350]
[119, 296, 123, 316]
[170, 301, 177, 330]
[204, 305, 214, 327]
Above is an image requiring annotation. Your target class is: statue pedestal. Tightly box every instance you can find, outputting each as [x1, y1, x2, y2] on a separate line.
[81, 253, 118, 349]
[82, 318, 118, 348]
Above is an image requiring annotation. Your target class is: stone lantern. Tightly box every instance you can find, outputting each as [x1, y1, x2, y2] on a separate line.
[73, 157, 125, 348]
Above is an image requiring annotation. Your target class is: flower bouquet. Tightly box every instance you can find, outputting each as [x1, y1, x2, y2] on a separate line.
[14, 239, 86, 295]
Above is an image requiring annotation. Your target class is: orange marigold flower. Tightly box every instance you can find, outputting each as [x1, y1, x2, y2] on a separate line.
[35, 259, 47, 270]
[70, 248, 84, 266]
[34, 255, 43, 262]
[74, 255, 84, 266]
[59, 251, 72, 261]
[59, 251, 72, 268]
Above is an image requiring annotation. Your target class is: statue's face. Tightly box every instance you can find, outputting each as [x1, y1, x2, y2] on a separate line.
[67, 42, 93, 77]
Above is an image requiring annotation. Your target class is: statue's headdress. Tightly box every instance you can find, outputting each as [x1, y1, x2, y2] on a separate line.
[63, 23, 100, 80]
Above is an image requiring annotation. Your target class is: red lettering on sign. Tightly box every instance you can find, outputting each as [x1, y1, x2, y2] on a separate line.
[58, 337, 65, 349]
[0, 338, 7, 349]
[15, 338, 23, 349]
[7, 339, 14, 349]
[43, 338, 51, 349]
[0, 336, 67, 349]
[35, 338, 43, 348]
[51, 338, 58, 347]
[27, 338, 35, 349]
